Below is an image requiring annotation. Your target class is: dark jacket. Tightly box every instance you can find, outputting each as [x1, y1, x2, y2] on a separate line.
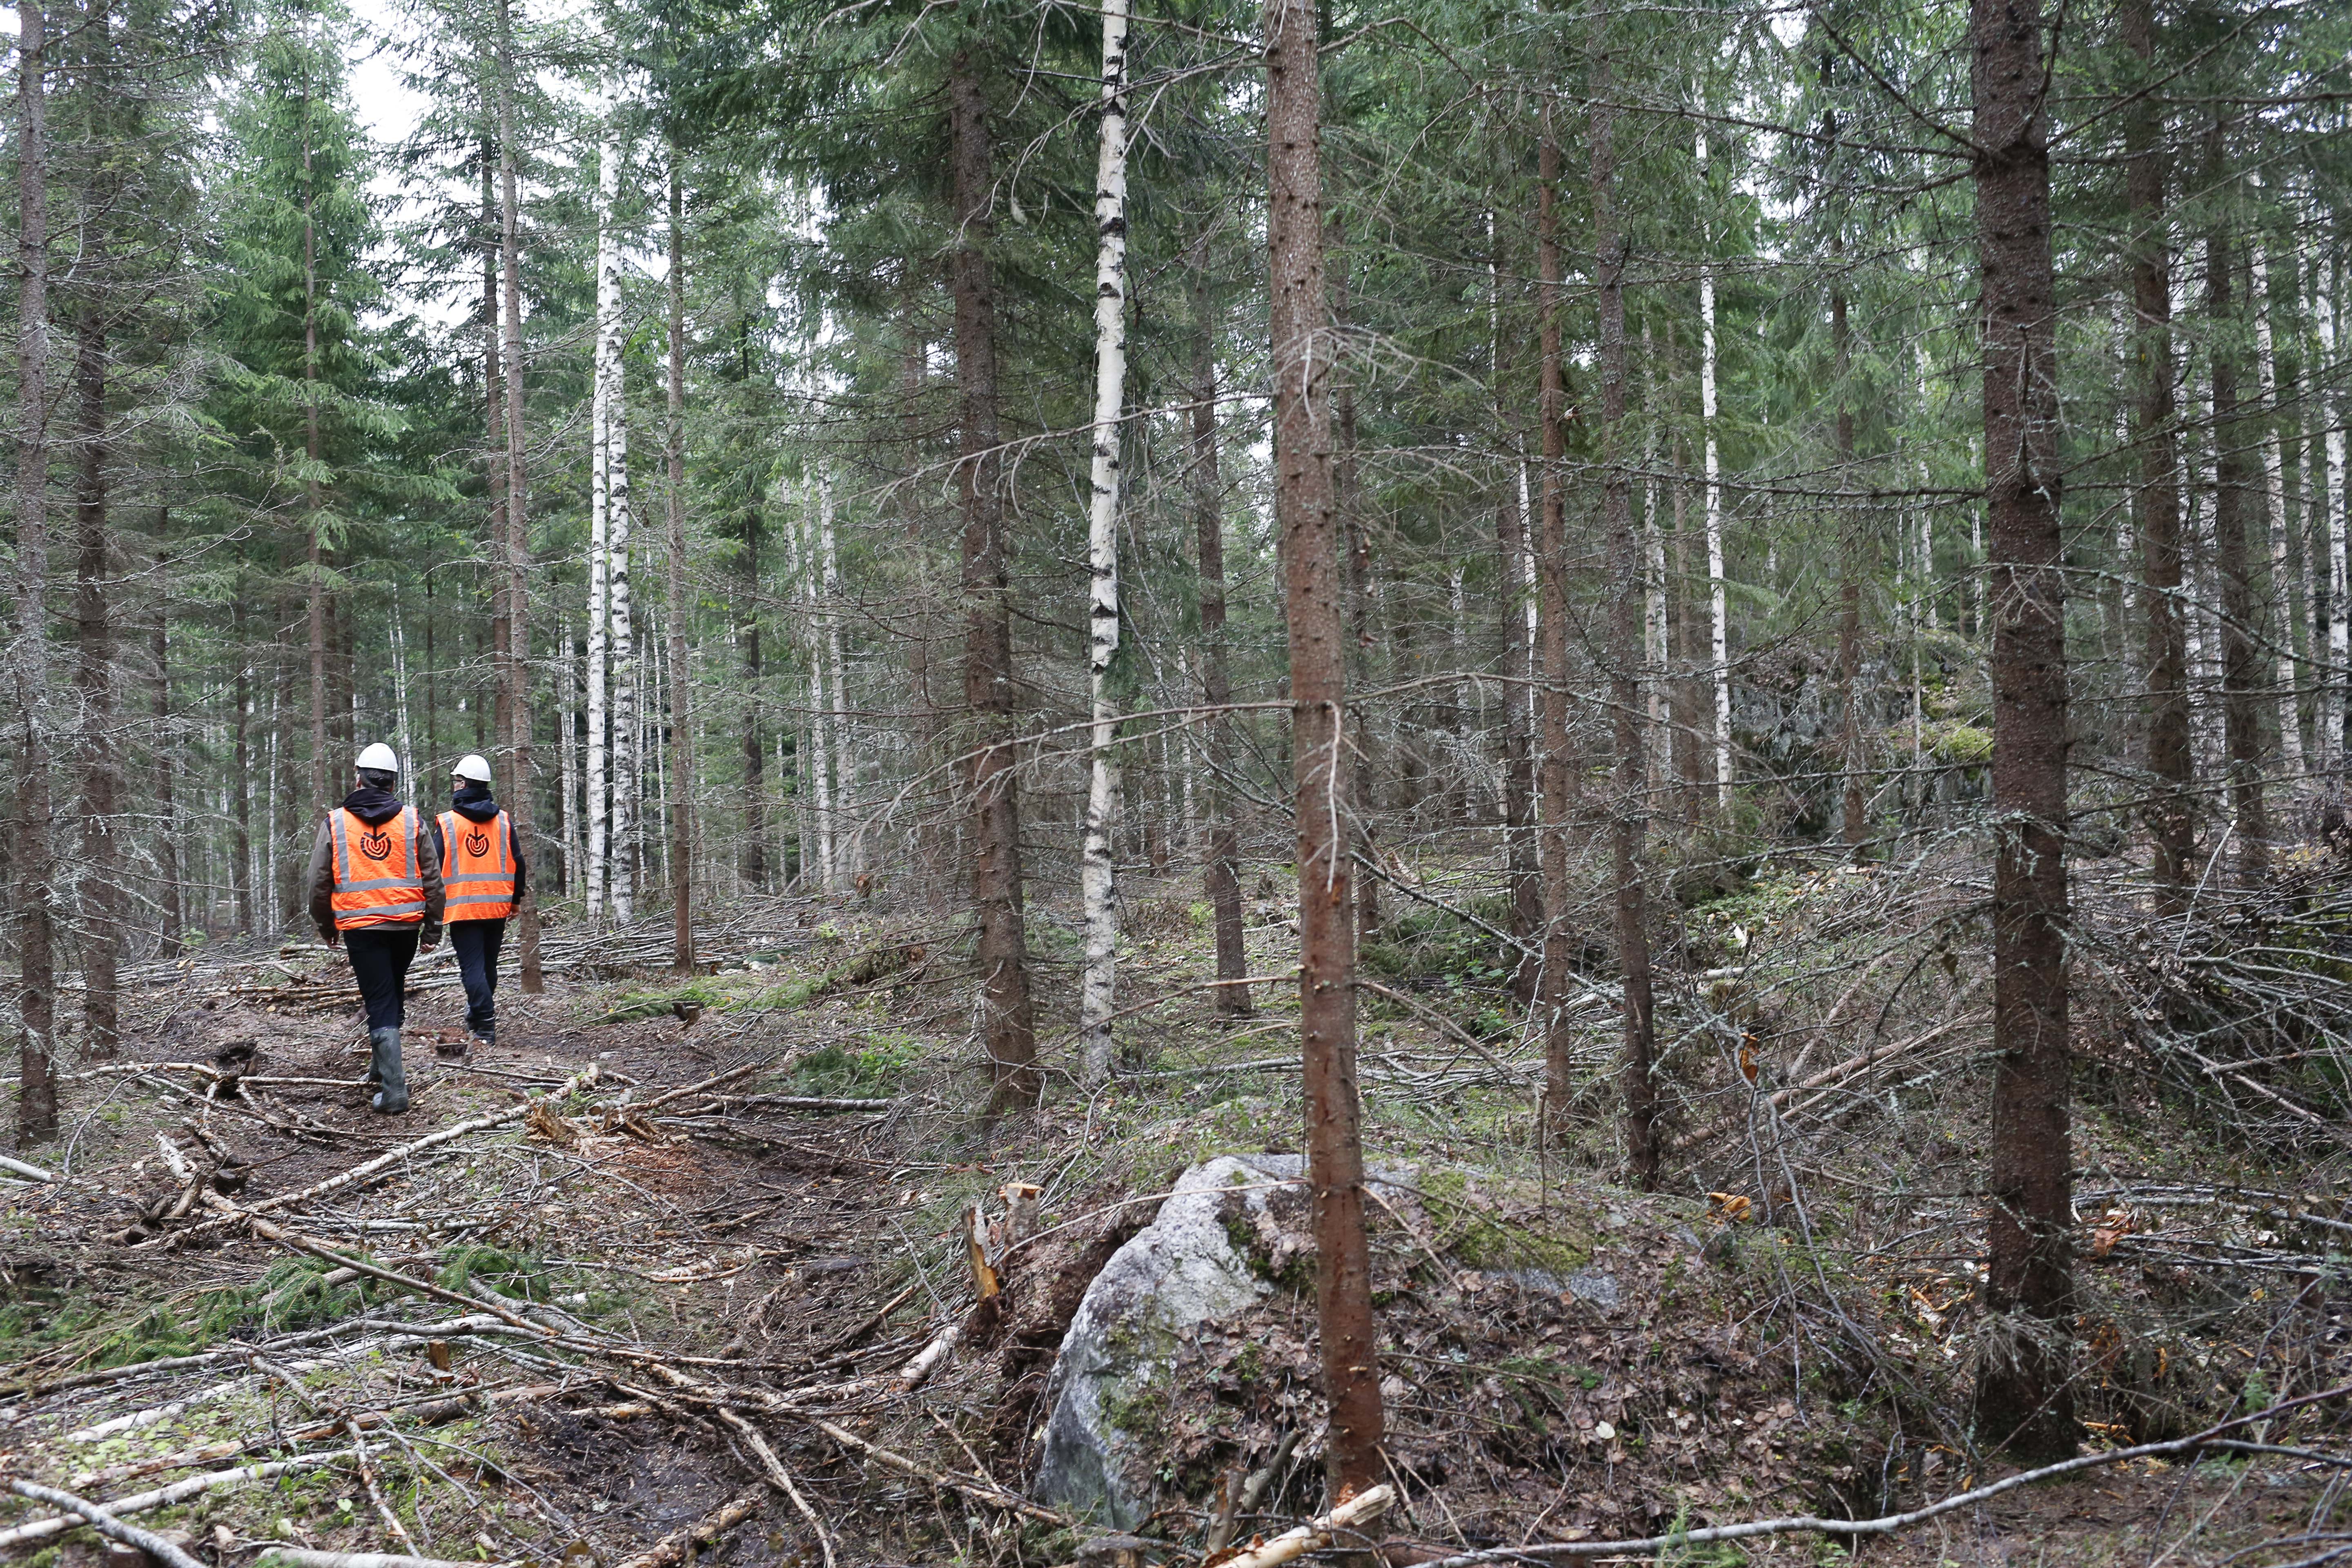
[307, 787, 446, 943]
[427, 785, 530, 908]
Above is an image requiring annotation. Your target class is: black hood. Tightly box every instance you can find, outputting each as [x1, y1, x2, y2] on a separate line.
[340, 786, 405, 826]
[451, 781, 501, 824]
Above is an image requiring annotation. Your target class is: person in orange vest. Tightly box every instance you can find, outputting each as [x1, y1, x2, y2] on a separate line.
[429, 753, 527, 1057]
[306, 744, 444, 1114]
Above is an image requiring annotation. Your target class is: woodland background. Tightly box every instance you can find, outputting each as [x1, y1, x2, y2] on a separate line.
[5, 0, 2352, 1536]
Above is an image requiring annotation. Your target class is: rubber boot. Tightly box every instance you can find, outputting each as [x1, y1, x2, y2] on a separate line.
[370, 1028, 410, 1115]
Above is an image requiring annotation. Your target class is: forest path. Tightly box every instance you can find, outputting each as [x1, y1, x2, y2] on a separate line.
[1, 904, 1001, 1565]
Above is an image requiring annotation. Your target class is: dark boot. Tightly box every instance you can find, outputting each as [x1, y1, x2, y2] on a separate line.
[370, 1028, 410, 1115]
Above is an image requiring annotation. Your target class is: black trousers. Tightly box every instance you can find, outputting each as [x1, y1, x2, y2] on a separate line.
[343, 927, 420, 1032]
[449, 919, 506, 1035]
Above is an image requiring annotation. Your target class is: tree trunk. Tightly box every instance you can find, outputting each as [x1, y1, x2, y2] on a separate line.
[609, 265, 637, 929]
[1970, 0, 2075, 1460]
[818, 478, 850, 885]
[232, 570, 253, 935]
[1266, 0, 1382, 1497]
[1833, 285, 1868, 858]
[2207, 211, 2267, 877]
[154, 613, 182, 943]
[72, 296, 118, 1053]
[665, 155, 695, 975]
[587, 122, 618, 920]
[740, 486, 765, 892]
[1495, 224, 1540, 1006]
[1535, 120, 1577, 1134]
[307, 116, 328, 812]
[947, 50, 1038, 1112]
[2123, 0, 2192, 910]
[1333, 234, 1379, 942]
[1643, 321, 1670, 792]
[1699, 132, 1733, 809]
[1191, 250, 1249, 1018]
[798, 488, 835, 890]
[2251, 242, 2303, 784]
[1590, 34, 1659, 1189]
[1078, 0, 1131, 1085]
[494, 0, 542, 991]
[2323, 268, 2348, 782]
[14, 0, 56, 1144]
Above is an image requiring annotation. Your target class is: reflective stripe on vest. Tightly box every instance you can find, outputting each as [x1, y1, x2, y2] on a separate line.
[329, 807, 425, 930]
[438, 809, 516, 922]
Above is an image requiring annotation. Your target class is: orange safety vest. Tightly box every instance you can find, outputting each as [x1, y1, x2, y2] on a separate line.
[438, 809, 516, 922]
[328, 806, 427, 930]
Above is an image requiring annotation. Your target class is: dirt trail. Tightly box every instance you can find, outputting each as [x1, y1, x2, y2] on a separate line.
[2, 907, 2340, 1568]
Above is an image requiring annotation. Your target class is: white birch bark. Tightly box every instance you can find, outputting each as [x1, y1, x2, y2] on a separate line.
[2251, 242, 2304, 781]
[1699, 131, 1731, 808]
[797, 483, 835, 891]
[1078, 0, 1131, 1087]
[586, 125, 619, 920]
[557, 617, 579, 893]
[2314, 270, 2333, 790]
[607, 241, 637, 925]
[818, 475, 851, 883]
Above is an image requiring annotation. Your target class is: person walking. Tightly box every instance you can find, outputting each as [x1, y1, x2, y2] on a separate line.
[308, 743, 443, 1114]
[431, 753, 526, 1056]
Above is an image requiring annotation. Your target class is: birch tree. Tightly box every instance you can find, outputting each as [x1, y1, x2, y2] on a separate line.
[2250, 241, 2300, 781]
[1077, 0, 1131, 1087]
[1698, 130, 1732, 810]
[586, 122, 622, 920]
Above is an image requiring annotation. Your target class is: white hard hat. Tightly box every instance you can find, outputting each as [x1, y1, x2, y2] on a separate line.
[356, 742, 400, 773]
[453, 754, 494, 783]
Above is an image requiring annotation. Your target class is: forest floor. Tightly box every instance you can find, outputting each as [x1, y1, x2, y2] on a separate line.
[1, 860, 2344, 1567]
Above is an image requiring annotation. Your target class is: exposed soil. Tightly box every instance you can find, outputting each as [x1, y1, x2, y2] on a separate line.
[0, 886, 2341, 1568]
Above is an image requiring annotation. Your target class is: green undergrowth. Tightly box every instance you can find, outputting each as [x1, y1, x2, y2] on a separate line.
[0, 1257, 377, 1375]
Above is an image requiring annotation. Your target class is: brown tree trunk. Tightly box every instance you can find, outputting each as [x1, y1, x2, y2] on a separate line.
[1833, 285, 1868, 858]
[1192, 256, 1250, 1017]
[493, 0, 542, 991]
[305, 118, 328, 811]
[482, 129, 509, 779]
[1535, 118, 1578, 1136]
[1590, 33, 1659, 1189]
[1266, 0, 1383, 1497]
[14, 0, 57, 1144]
[947, 51, 1037, 1110]
[2124, 0, 2191, 912]
[2207, 195, 2267, 876]
[665, 158, 695, 974]
[72, 299, 118, 1052]
[1971, 0, 2076, 1461]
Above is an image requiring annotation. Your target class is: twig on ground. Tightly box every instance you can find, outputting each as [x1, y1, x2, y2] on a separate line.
[4, 1477, 211, 1568]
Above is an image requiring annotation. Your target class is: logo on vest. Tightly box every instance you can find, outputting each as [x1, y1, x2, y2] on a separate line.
[465, 831, 491, 860]
[360, 831, 392, 862]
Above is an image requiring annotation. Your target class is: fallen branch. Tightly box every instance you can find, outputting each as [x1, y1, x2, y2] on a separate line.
[4, 1478, 209, 1568]
[70, 1383, 564, 1490]
[0, 1454, 356, 1550]
[1215, 1484, 1394, 1568]
[200, 1191, 547, 1335]
[812, 1417, 1070, 1526]
[608, 1485, 764, 1568]
[712, 1409, 837, 1568]
[1417, 1381, 2352, 1565]
[256, 1552, 505, 1568]
[245, 1066, 601, 1215]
